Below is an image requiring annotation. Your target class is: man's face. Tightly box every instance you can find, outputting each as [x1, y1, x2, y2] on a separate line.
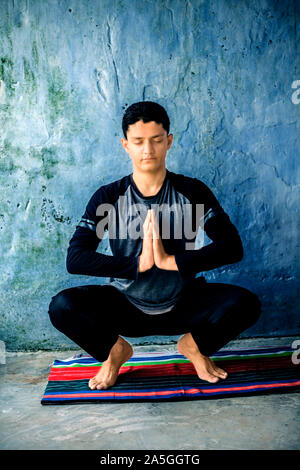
[121, 120, 173, 173]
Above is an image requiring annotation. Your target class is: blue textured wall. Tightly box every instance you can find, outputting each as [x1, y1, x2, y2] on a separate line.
[0, 0, 299, 350]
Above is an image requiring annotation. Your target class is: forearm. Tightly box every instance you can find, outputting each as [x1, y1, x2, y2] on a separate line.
[174, 209, 244, 277]
[66, 228, 139, 280]
[66, 246, 139, 280]
[176, 239, 243, 272]
[175, 234, 243, 278]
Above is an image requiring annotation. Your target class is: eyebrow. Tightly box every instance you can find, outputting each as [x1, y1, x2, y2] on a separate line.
[131, 134, 165, 140]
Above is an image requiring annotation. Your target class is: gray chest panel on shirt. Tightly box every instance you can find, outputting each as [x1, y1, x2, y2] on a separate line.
[107, 176, 194, 313]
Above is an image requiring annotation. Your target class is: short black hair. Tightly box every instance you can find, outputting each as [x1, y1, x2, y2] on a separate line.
[122, 101, 170, 139]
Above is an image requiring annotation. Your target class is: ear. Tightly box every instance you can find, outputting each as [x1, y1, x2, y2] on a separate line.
[167, 133, 173, 150]
[121, 138, 130, 154]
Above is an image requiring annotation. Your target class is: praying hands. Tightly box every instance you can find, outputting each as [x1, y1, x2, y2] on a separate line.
[138, 209, 178, 273]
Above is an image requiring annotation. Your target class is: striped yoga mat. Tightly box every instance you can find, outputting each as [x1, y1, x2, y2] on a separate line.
[41, 345, 300, 404]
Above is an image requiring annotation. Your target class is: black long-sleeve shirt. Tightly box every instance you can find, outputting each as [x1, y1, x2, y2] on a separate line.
[66, 170, 243, 313]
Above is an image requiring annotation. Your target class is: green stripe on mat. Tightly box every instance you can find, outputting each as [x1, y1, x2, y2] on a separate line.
[52, 351, 293, 368]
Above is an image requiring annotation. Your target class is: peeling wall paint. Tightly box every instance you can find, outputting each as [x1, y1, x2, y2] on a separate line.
[0, 0, 299, 351]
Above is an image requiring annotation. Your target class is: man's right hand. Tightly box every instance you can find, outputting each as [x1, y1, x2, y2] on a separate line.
[138, 210, 155, 273]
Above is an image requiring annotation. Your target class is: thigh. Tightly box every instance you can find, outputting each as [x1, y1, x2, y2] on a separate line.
[178, 278, 259, 315]
[49, 284, 130, 324]
[154, 277, 261, 334]
[49, 284, 158, 335]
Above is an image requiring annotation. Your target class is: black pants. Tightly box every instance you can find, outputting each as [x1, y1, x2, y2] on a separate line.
[48, 277, 262, 361]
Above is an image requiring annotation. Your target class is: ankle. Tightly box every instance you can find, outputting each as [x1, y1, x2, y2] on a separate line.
[116, 335, 130, 347]
[107, 337, 132, 362]
[178, 333, 199, 353]
[117, 336, 133, 353]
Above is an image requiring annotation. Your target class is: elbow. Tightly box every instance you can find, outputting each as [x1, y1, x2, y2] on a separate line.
[66, 258, 75, 274]
[66, 249, 78, 274]
[232, 237, 244, 262]
[222, 236, 243, 264]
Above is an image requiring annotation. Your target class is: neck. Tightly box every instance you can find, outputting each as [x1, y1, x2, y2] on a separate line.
[132, 167, 167, 197]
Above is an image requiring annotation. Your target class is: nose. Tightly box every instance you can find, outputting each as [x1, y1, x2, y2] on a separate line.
[143, 140, 154, 155]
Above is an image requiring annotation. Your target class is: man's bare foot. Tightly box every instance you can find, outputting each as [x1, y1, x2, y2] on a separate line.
[88, 336, 133, 391]
[177, 333, 228, 384]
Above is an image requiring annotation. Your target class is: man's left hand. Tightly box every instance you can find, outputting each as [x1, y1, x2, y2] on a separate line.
[150, 209, 178, 271]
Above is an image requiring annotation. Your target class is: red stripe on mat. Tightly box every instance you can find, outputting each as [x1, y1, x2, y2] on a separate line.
[48, 356, 296, 381]
[43, 380, 300, 399]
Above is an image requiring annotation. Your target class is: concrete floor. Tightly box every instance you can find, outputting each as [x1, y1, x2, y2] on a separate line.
[0, 336, 299, 450]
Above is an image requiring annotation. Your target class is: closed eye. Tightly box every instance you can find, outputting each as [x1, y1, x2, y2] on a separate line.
[134, 140, 163, 144]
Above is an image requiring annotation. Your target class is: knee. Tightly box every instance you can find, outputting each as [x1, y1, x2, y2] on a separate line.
[237, 289, 262, 327]
[48, 291, 72, 327]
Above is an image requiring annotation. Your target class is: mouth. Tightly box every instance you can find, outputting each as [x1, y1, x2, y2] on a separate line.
[142, 157, 156, 161]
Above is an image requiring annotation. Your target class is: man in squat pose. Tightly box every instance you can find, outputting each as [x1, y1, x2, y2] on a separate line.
[48, 101, 261, 390]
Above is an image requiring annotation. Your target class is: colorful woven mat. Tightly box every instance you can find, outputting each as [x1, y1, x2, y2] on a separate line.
[41, 345, 300, 404]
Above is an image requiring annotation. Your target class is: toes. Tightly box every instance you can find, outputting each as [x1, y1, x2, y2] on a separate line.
[209, 360, 228, 379]
[213, 365, 228, 379]
[215, 371, 227, 379]
[207, 374, 219, 383]
[206, 365, 225, 381]
[89, 379, 106, 391]
[89, 377, 99, 390]
[198, 369, 220, 383]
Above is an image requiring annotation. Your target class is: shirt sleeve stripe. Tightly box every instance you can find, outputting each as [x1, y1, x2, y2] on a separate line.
[77, 218, 96, 231]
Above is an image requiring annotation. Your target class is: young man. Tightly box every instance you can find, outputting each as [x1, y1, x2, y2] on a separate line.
[48, 101, 262, 390]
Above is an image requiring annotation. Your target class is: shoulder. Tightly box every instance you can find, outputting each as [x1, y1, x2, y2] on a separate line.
[167, 170, 215, 201]
[87, 174, 131, 205]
